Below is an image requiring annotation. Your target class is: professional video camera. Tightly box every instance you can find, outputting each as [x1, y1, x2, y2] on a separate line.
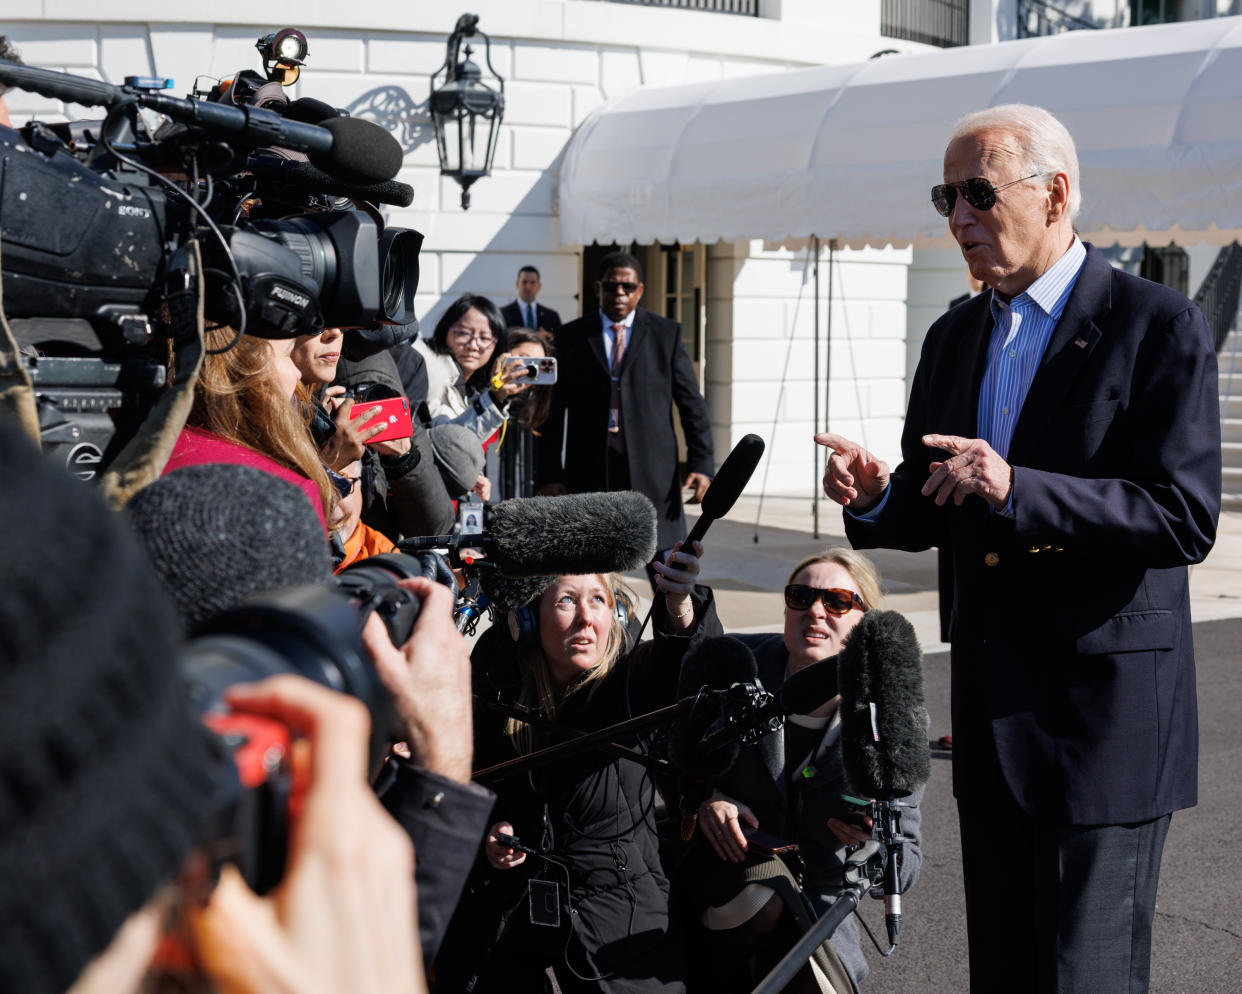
[179, 548, 451, 896]
[0, 29, 421, 477]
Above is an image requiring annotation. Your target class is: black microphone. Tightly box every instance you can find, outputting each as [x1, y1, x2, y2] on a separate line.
[837, 609, 929, 799]
[682, 433, 765, 549]
[837, 608, 929, 948]
[675, 637, 841, 765]
[138, 91, 332, 155]
[246, 154, 415, 207]
[400, 491, 658, 581]
[671, 636, 760, 779]
[313, 116, 404, 183]
[284, 96, 339, 124]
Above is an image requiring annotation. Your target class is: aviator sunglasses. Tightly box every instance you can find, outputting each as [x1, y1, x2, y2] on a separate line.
[930, 172, 1045, 217]
[783, 584, 866, 616]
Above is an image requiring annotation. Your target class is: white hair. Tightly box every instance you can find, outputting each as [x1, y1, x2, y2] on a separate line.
[950, 104, 1081, 222]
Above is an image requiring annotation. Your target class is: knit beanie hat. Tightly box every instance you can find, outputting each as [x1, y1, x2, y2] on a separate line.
[125, 463, 334, 634]
[0, 417, 218, 994]
[429, 422, 484, 497]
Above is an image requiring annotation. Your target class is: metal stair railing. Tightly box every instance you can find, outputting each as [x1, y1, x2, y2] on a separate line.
[1194, 241, 1242, 355]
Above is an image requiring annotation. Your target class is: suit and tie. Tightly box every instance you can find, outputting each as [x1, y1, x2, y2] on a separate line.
[538, 308, 713, 552]
[845, 242, 1220, 990]
[500, 299, 561, 334]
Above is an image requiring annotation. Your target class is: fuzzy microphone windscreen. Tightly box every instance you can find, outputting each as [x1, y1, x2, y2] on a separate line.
[837, 609, 930, 799]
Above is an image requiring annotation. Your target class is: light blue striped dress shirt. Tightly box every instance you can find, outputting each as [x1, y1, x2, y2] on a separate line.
[848, 237, 1086, 522]
[977, 237, 1087, 460]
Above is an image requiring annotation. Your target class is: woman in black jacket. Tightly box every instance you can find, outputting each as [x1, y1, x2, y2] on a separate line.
[437, 543, 719, 993]
[679, 548, 924, 994]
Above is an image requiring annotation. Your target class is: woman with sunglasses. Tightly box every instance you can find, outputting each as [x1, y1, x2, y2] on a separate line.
[163, 325, 335, 530]
[678, 548, 923, 993]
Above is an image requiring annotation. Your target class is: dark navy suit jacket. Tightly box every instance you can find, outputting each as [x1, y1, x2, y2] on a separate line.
[537, 308, 714, 551]
[501, 299, 561, 334]
[846, 244, 1221, 825]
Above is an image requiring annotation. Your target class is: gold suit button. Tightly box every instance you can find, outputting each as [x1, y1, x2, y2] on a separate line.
[984, 552, 1000, 567]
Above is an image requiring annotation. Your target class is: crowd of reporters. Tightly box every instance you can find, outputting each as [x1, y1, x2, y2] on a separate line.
[0, 36, 919, 994]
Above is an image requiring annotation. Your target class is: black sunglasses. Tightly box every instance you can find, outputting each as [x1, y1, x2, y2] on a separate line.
[930, 172, 1044, 217]
[784, 584, 866, 616]
[598, 280, 640, 294]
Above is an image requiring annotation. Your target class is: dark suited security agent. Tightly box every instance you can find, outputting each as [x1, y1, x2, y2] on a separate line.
[536, 251, 714, 558]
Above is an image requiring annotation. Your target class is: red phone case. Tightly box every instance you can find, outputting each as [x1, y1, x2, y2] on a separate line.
[360, 396, 413, 444]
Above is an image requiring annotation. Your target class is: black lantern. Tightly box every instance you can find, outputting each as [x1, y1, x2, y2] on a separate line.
[429, 14, 505, 210]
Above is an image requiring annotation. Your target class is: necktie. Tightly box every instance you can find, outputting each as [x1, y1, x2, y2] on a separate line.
[526, 304, 536, 329]
[609, 323, 627, 451]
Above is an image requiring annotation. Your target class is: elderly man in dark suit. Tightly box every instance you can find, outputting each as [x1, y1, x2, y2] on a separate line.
[818, 104, 1220, 993]
[537, 251, 714, 555]
[500, 265, 561, 334]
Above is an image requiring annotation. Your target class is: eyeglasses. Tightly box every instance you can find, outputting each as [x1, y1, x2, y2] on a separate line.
[930, 173, 1045, 217]
[598, 280, 640, 294]
[783, 584, 866, 616]
[449, 327, 496, 347]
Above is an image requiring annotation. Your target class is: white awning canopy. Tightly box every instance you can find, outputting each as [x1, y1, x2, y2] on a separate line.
[558, 17, 1242, 250]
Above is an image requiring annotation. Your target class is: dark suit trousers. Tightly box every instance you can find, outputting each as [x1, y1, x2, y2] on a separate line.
[958, 772, 1170, 994]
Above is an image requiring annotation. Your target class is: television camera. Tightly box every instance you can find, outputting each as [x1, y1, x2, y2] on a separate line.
[0, 29, 421, 479]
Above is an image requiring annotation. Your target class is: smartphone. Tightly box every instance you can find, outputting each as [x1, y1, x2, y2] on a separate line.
[504, 355, 557, 385]
[360, 396, 412, 444]
[743, 825, 798, 856]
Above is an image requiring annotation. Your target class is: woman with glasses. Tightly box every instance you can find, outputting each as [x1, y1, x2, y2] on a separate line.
[678, 548, 923, 993]
[415, 295, 534, 444]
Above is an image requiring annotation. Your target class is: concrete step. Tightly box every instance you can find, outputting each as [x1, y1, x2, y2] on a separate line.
[1224, 442, 1242, 469]
[1224, 468, 1242, 507]
[1223, 394, 1242, 420]
[1223, 419, 1242, 444]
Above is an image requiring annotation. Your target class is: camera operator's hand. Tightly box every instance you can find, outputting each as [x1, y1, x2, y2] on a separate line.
[362, 577, 473, 784]
[485, 822, 527, 870]
[652, 539, 703, 631]
[187, 675, 423, 994]
[698, 791, 758, 864]
[471, 474, 492, 502]
[320, 386, 388, 471]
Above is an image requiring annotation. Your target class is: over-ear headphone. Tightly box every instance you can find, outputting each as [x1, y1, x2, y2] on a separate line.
[507, 590, 631, 646]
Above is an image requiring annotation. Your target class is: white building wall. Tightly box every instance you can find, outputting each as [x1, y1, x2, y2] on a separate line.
[1, 2, 922, 496]
[708, 241, 911, 495]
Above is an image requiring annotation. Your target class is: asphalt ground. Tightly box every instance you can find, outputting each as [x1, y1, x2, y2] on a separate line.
[860, 617, 1242, 994]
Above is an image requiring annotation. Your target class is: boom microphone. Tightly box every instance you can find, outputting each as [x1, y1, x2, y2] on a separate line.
[674, 638, 842, 767]
[401, 491, 658, 581]
[837, 608, 929, 950]
[683, 433, 765, 548]
[671, 636, 759, 779]
[313, 116, 404, 183]
[837, 610, 929, 799]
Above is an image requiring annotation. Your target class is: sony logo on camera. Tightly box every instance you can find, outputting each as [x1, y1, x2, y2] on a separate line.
[268, 284, 312, 310]
[116, 204, 152, 219]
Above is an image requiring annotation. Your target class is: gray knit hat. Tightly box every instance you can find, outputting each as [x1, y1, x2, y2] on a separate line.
[125, 463, 334, 633]
[429, 422, 485, 497]
[0, 417, 218, 994]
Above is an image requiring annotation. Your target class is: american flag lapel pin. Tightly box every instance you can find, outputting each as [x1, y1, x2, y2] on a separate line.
[1073, 337, 1089, 349]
